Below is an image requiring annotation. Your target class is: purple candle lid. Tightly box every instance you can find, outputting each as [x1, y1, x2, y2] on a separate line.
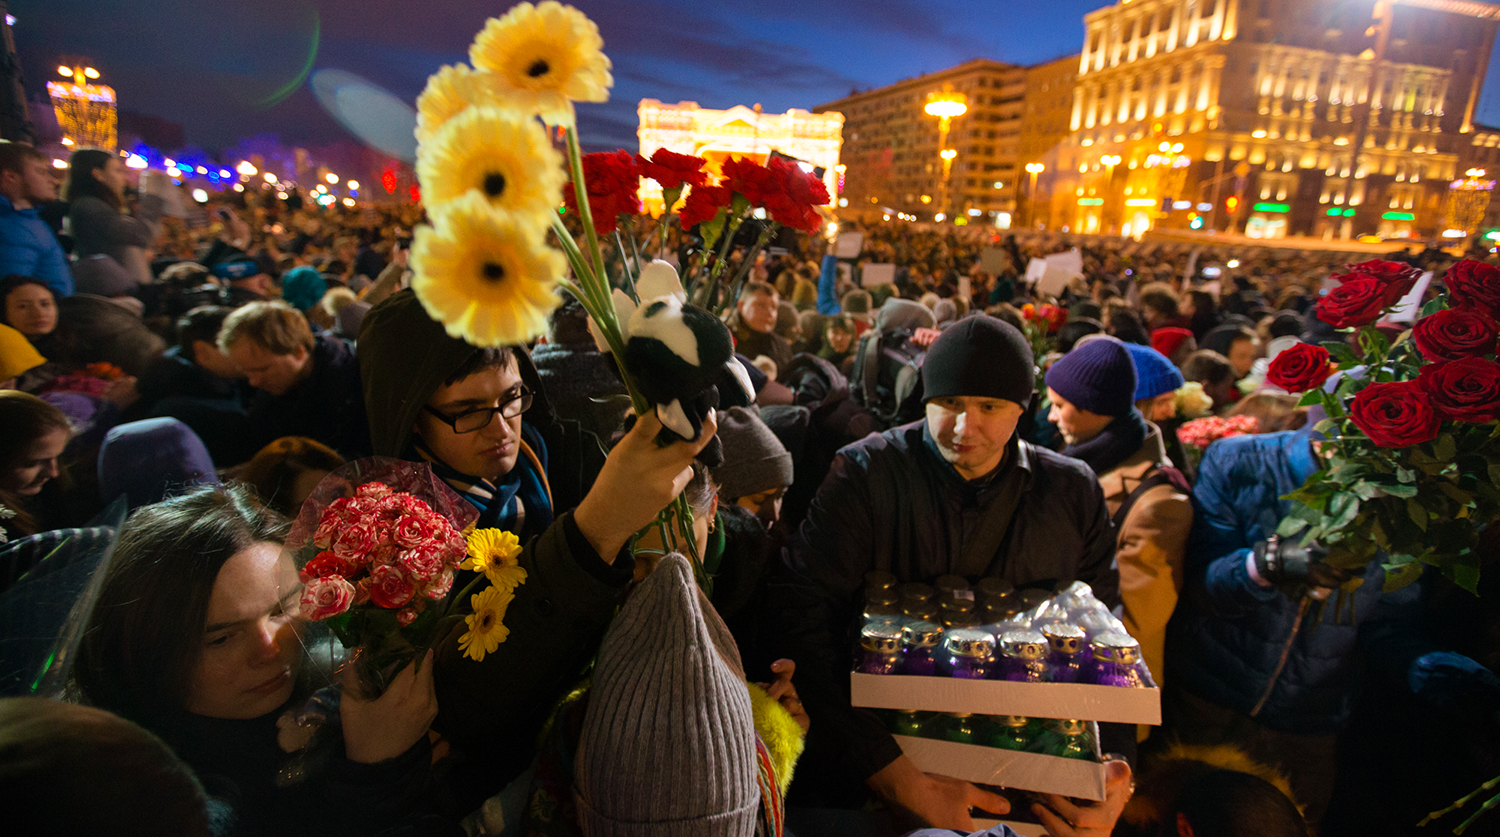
[861, 624, 903, 654]
[1042, 623, 1087, 655]
[1091, 631, 1141, 665]
[944, 628, 995, 659]
[999, 629, 1047, 661]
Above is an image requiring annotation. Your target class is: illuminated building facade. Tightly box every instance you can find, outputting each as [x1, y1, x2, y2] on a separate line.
[636, 99, 843, 214]
[48, 62, 116, 151]
[815, 60, 1029, 225]
[1021, 54, 1083, 229]
[1056, 0, 1500, 240]
[1458, 123, 1500, 236]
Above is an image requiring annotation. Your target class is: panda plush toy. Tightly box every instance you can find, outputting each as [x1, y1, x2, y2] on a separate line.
[601, 261, 754, 466]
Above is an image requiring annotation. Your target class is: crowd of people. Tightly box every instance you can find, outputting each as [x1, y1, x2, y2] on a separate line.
[1, 137, 1497, 837]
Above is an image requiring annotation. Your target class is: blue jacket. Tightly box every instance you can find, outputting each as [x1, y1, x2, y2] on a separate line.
[0, 196, 72, 296]
[1168, 430, 1496, 735]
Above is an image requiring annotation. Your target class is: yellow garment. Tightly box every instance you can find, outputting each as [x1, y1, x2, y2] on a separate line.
[0, 323, 45, 381]
[747, 682, 805, 797]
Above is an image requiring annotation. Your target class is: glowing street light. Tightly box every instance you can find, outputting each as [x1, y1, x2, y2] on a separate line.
[191, 188, 209, 203]
[1025, 163, 1046, 227]
[325, 173, 339, 184]
[264, 172, 278, 183]
[236, 161, 257, 176]
[346, 179, 359, 191]
[924, 86, 967, 222]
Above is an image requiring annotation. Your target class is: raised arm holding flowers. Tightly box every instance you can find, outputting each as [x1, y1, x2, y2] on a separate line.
[403, 0, 830, 582]
[1265, 258, 1500, 595]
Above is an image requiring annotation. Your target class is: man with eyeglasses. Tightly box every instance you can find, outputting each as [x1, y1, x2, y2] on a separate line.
[357, 289, 716, 808]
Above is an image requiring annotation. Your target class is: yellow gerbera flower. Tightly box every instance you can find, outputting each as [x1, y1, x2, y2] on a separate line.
[410, 192, 564, 347]
[461, 528, 528, 592]
[414, 64, 507, 145]
[469, 1, 613, 126]
[417, 105, 564, 216]
[458, 585, 515, 662]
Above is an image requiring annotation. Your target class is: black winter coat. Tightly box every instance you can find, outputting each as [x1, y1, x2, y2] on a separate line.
[247, 334, 370, 459]
[770, 421, 1118, 799]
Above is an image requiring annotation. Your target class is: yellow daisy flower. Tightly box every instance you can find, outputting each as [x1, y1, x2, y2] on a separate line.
[469, 1, 613, 126]
[461, 528, 528, 592]
[416, 105, 565, 216]
[458, 585, 515, 662]
[410, 192, 564, 347]
[414, 64, 507, 145]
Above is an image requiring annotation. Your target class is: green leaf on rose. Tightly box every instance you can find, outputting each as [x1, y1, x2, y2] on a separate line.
[1328, 492, 1361, 530]
[1396, 466, 1417, 484]
[1434, 433, 1456, 463]
[1298, 389, 1323, 407]
[1449, 562, 1481, 596]
[1322, 341, 1360, 368]
[1419, 297, 1447, 319]
[1382, 558, 1424, 592]
[1350, 480, 1381, 500]
[1407, 497, 1429, 531]
[1437, 481, 1473, 506]
[1276, 514, 1311, 538]
[1380, 483, 1419, 498]
[1488, 462, 1500, 489]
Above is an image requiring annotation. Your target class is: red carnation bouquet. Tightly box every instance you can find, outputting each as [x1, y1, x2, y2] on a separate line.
[287, 458, 507, 695]
[1269, 258, 1500, 594]
[563, 146, 831, 315]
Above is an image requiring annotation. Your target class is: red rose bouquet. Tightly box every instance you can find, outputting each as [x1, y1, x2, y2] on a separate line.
[288, 458, 525, 694]
[1174, 415, 1261, 469]
[1273, 258, 1500, 594]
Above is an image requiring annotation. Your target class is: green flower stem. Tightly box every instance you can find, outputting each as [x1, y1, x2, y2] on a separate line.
[613, 229, 639, 302]
[564, 128, 609, 295]
[720, 224, 776, 316]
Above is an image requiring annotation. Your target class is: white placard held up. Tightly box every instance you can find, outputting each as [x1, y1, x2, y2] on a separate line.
[861, 263, 896, 287]
[1025, 258, 1049, 283]
[834, 231, 865, 258]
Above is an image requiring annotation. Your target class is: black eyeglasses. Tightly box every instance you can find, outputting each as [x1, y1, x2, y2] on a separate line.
[423, 386, 533, 434]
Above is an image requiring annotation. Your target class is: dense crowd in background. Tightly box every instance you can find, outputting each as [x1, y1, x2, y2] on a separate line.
[1, 138, 1498, 837]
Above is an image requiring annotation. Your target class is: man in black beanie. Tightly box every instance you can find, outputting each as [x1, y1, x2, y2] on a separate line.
[771, 314, 1125, 830]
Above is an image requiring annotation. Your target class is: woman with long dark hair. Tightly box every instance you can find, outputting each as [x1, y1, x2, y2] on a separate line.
[0, 391, 76, 539]
[64, 148, 163, 287]
[74, 484, 453, 836]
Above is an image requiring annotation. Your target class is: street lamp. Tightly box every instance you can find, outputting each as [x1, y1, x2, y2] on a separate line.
[1025, 162, 1045, 227]
[925, 87, 967, 223]
[236, 161, 257, 176]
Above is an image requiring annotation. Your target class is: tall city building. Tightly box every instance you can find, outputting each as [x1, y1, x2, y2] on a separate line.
[1055, 0, 1500, 241]
[815, 59, 1030, 226]
[1020, 54, 1083, 227]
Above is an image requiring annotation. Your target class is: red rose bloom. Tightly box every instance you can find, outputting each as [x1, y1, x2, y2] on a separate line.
[1348, 380, 1441, 448]
[1418, 358, 1500, 423]
[368, 564, 416, 609]
[1341, 259, 1422, 289]
[564, 149, 641, 234]
[331, 523, 377, 563]
[299, 551, 357, 584]
[636, 149, 708, 191]
[1411, 307, 1499, 362]
[1445, 258, 1500, 318]
[1317, 275, 1396, 329]
[300, 575, 355, 621]
[398, 546, 446, 583]
[678, 184, 731, 229]
[1265, 342, 1333, 392]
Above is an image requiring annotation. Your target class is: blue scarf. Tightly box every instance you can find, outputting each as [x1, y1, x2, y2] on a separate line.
[409, 423, 554, 542]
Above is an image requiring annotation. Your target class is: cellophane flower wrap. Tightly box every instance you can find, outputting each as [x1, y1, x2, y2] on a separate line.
[1272, 258, 1500, 595]
[287, 458, 478, 695]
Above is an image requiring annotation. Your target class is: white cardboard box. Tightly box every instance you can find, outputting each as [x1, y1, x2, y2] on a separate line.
[894, 734, 1108, 801]
[850, 672, 1160, 725]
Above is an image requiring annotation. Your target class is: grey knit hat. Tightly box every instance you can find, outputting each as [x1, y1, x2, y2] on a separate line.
[712, 406, 793, 501]
[574, 554, 759, 837]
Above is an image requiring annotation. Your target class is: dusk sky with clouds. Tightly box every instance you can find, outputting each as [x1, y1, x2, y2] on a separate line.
[16, 1, 1500, 155]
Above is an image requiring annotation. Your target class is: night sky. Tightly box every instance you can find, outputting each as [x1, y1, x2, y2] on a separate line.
[16, 0, 1500, 156]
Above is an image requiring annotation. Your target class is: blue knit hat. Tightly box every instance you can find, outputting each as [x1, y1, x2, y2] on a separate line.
[1125, 343, 1184, 402]
[1045, 337, 1137, 417]
[280, 266, 327, 313]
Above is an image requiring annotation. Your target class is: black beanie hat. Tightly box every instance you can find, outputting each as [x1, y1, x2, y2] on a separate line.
[921, 315, 1035, 408]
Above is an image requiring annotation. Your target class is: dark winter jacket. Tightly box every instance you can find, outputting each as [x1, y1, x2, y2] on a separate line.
[771, 421, 1118, 793]
[359, 290, 629, 806]
[529, 341, 627, 440]
[247, 334, 370, 459]
[1167, 430, 1464, 736]
[137, 345, 243, 407]
[157, 693, 457, 837]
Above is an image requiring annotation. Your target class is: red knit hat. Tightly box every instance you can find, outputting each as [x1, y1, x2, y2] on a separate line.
[1151, 327, 1195, 361]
